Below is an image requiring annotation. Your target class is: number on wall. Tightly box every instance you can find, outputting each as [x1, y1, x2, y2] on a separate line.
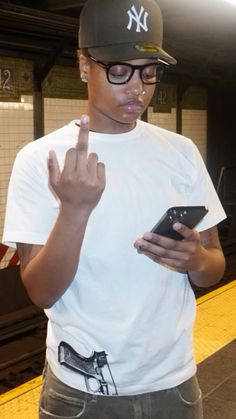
[0, 68, 14, 91]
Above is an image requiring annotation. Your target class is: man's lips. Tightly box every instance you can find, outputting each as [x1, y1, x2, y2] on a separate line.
[120, 100, 144, 112]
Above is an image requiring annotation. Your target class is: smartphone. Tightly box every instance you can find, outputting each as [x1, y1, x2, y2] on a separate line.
[151, 206, 209, 241]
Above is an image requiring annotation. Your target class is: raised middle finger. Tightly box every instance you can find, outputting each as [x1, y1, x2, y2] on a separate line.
[75, 114, 90, 172]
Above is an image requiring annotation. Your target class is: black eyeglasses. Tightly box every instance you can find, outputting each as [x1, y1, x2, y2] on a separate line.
[88, 56, 168, 85]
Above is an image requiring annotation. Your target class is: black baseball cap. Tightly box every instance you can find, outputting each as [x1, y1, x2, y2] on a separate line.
[79, 0, 177, 65]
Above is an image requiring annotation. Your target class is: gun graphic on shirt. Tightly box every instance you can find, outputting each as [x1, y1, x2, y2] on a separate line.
[58, 341, 118, 395]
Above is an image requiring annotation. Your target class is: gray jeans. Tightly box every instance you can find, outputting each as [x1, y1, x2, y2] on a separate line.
[39, 365, 203, 419]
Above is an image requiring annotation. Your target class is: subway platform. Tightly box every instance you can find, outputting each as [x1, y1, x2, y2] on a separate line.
[0, 280, 235, 419]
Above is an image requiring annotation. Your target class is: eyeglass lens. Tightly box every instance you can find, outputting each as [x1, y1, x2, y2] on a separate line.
[107, 63, 164, 85]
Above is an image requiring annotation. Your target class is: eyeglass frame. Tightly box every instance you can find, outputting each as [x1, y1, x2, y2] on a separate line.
[88, 55, 169, 85]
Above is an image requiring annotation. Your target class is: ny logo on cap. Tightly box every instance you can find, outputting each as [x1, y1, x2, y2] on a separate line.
[127, 5, 148, 33]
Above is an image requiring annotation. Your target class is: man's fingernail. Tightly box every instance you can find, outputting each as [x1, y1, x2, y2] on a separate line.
[173, 222, 182, 230]
[81, 114, 89, 125]
[143, 232, 152, 240]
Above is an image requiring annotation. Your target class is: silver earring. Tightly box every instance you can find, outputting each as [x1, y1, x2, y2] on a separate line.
[81, 75, 88, 83]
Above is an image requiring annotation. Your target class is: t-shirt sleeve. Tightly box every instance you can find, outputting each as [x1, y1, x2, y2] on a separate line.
[2, 145, 59, 248]
[183, 140, 226, 232]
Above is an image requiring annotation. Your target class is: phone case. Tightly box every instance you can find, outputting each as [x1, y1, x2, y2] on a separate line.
[151, 206, 209, 241]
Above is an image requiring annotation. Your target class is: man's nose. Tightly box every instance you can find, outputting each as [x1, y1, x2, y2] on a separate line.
[127, 70, 144, 96]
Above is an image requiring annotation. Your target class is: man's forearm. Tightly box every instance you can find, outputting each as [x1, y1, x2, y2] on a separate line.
[188, 247, 225, 288]
[21, 207, 90, 309]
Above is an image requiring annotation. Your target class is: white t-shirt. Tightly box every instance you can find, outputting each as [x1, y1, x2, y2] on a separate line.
[3, 120, 226, 396]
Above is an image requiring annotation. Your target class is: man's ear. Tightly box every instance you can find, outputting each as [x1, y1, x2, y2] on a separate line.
[77, 50, 89, 83]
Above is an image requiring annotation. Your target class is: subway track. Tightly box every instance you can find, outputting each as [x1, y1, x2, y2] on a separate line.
[0, 265, 47, 394]
[0, 313, 47, 394]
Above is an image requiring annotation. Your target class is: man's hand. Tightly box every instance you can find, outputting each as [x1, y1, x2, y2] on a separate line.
[134, 223, 211, 273]
[134, 222, 225, 287]
[48, 114, 106, 215]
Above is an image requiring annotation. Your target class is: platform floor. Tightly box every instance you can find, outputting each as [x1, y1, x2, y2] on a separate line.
[0, 280, 236, 418]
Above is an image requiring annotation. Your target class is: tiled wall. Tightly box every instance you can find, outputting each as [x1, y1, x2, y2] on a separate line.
[148, 106, 177, 133]
[0, 95, 34, 245]
[44, 98, 88, 135]
[0, 96, 207, 241]
[182, 109, 207, 161]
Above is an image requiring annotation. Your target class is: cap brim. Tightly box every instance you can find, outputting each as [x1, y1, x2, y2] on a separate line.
[88, 43, 177, 65]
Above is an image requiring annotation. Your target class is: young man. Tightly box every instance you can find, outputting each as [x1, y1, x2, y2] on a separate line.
[3, 0, 226, 418]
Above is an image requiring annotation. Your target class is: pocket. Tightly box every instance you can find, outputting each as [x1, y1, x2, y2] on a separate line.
[174, 375, 202, 407]
[39, 388, 87, 418]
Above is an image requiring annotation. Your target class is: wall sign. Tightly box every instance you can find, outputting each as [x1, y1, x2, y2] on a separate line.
[43, 65, 87, 100]
[0, 67, 14, 91]
[152, 83, 177, 113]
[0, 65, 19, 100]
[0, 58, 33, 101]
